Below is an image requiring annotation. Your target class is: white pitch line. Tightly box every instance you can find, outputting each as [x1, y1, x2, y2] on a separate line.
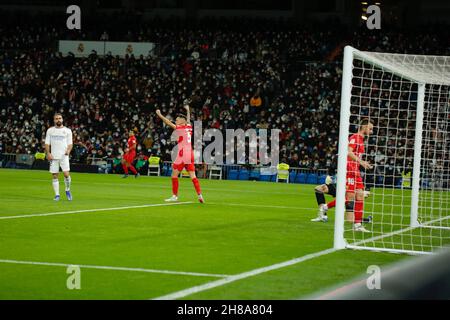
[208, 202, 315, 211]
[0, 202, 193, 220]
[152, 248, 336, 300]
[0, 259, 229, 278]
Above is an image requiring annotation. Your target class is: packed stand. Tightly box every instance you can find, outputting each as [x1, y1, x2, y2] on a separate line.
[1, 11, 449, 173]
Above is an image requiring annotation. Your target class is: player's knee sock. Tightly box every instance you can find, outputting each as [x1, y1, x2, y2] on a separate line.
[52, 179, 60, 196]
[172, 177, 179, 196]
[192, 177, 201, 195]
[122, 164, 129, 174]
[64, 176, 71, 191]
[354, 199, 364, 224]
[327, 199, 336, 209]
[315, 190, 325, 206]
[129, 165, 137, 175]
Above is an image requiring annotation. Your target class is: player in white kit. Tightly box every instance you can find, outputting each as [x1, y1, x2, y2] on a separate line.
[44, 113, 73, 201]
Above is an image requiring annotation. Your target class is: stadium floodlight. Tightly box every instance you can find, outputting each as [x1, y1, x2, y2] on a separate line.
[334, 46, 450, 255]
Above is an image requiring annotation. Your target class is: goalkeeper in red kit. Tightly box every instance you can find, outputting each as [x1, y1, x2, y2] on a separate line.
[156, 103, 204, 203]
[346, 118, 374, 232]
[122, 130, 140, 178]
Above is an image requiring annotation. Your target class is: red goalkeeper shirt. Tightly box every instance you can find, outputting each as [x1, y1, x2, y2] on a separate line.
[347, 133, 364, 172]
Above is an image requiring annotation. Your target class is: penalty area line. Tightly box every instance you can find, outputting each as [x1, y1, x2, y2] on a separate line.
[152, 247, 337, 300]
[0, 259, 229, 278]
[0, 202, 193, 220]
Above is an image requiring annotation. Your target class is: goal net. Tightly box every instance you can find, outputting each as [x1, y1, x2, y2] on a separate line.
[334, 46, 450, 255]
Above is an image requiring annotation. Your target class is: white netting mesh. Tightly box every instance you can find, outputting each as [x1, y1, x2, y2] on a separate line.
[358, 51, 450, 86]
[341, 50, 450, 254]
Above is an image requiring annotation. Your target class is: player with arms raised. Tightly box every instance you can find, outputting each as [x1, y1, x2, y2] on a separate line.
[122, 130, 140, 178]
[156, 103, 204, 203]
[45, 113, 73, 201]
[347, 118, 373, 232]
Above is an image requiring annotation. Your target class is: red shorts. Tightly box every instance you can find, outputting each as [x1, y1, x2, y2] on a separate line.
[124, 152, 136, 163]
[173, 150, 195, 172]
[172, 162, 195, 172]
[345, 170, 364, 193]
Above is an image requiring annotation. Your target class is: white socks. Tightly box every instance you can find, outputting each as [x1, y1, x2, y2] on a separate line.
[64, 176, 71, 192]
[53, 176, 71, 195]
[52, 179, 60, 196]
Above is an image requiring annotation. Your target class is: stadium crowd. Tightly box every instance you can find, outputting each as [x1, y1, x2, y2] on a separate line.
[1, 12, 449, 174]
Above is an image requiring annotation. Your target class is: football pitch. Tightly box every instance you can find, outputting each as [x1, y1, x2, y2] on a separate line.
[0, 168, 411, 300]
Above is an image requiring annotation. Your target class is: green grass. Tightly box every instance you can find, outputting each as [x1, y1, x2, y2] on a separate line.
[0, 168, 419, 299]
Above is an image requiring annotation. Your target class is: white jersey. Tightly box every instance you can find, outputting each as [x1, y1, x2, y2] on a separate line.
[45, 126, 73, 160]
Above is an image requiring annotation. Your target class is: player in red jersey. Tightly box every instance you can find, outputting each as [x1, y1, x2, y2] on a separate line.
[156, 104, 204, 203]
[121, 130, 140, 178]
[346, 118, 374, 232]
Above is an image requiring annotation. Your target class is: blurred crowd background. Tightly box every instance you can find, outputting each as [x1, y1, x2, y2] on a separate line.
[0, 10, 449, 175]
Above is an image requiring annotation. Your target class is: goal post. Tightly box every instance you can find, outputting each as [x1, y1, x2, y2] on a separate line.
[334, 46, 450, 254]
[410, 82, 425, 229]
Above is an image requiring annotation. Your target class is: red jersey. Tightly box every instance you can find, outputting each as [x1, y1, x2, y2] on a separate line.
[347, 133, 364, 170]
[175, 124, 193, 160]
[127, 136, 137, 152]
[175, 124, 193, 145]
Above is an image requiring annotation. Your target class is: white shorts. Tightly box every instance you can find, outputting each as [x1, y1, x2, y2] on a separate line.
[49, 156, 70, 173]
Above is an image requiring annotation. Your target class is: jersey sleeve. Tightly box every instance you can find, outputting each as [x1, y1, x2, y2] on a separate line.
[348, 135, 357, 150]
[67, 129, 73, 145]
[45, 128, 51, 145]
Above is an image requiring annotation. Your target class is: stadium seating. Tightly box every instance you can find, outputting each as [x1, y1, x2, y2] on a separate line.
[276, 163, 290, 183]
[2, 14, 446, 186]
[148, 156, 161, 176]
[295, 173, 307, 184]
[163, 163, 172, 176]
[421, 179, 430, 189]
[249, 170, 260, 180]
[259, 174, 272, 182]
[208, 166, 223, 180]
[318, 175, 327, 185]
[34, 152, 46, 160]
[402, 171, 412, 188]
[239, 169, 250, 181]
[227, 169, 239, 180]
[289, 171, 297, 183]
[306, 174, 318, 185]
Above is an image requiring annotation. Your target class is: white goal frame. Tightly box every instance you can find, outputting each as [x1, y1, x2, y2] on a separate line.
[334, 46, 450, 255]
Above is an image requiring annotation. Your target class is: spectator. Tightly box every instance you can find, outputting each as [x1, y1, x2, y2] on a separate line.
[0, 12, 448, 174]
